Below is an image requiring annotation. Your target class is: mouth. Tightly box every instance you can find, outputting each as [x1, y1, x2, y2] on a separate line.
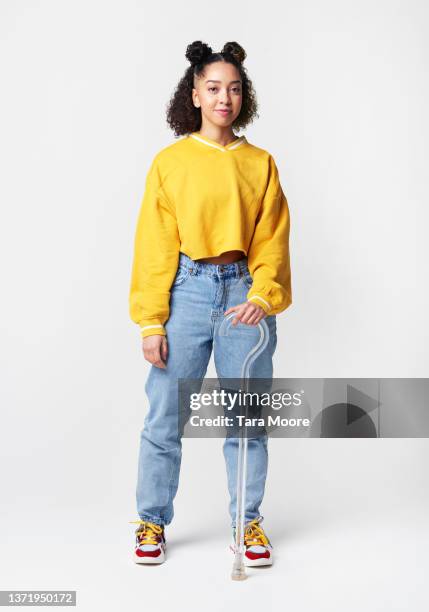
[215, 109, 231, 116]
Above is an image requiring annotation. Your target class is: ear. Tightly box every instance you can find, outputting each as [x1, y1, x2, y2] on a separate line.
[192, 89, 200, 108]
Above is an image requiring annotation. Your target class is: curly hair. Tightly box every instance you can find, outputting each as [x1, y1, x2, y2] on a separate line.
[166, 41, 259, 137]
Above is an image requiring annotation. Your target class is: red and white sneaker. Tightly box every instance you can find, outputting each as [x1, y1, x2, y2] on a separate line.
[130, 519, 166, 564]
[230, 517, 273, 567]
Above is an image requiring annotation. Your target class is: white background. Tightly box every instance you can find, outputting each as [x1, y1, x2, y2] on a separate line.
[1, 1, 428, 610]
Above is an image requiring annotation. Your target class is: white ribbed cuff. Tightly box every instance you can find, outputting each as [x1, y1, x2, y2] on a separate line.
[140, 324, 164, 332]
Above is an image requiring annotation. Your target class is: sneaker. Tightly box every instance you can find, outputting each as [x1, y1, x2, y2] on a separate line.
[130, 519, 166, 564]
[230, 517, 273, 567]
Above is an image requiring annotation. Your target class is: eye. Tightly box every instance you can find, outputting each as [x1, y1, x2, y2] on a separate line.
[208, 87, 218, 93]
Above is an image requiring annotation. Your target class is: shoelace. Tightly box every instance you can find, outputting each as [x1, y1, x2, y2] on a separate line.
[130, 520, 164, 545]
[243, 518, 270, 547]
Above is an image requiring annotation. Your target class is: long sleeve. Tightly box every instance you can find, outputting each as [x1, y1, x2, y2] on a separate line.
[246, 154, 292, 315]
[129, 156, 181, 338]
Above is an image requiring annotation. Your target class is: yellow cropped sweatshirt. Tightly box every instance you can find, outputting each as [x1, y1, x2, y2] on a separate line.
[129, 131, 292, 338]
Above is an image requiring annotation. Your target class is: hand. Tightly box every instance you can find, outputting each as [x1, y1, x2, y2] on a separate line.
[224, 301, 266, 326]
[142, 334, 168, 369]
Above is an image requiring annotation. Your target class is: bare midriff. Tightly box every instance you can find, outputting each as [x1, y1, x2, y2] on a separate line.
[194, 250, 245, 265]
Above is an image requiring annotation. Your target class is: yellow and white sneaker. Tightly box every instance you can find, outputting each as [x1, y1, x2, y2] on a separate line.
[130, 519, 166, 564]
[230, 516, 273, 567]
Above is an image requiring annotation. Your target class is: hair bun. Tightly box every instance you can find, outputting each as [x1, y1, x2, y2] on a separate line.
[185, 41, 213, 66]
[221, 41, 246, 64]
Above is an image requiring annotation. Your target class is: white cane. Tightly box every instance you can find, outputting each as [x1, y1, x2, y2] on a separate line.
[219, 313, 270, 581]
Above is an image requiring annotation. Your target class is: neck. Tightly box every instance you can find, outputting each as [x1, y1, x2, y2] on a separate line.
[196, 124, 238, 147]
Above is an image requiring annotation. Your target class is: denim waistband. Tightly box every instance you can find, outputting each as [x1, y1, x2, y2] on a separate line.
[178, 251, 249, 278]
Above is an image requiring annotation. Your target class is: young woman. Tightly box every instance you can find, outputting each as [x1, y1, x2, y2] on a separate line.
[129, 40, 292, 565]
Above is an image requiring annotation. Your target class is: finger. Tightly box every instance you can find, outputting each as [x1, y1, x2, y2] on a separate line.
[145, 349, 162, 364]
[224, 305, 240, 316]
[224, 303, 244, 323]
[230, 304, 247, 324]
[251, 308, 265, 323]
[232, 311, 242, 325]
[240, 306, 257, 324]
[245, 313, 260, 325]
[245, 305, 266, 325]
[153, 359, 166, 369]
[144, 354, 156, 366]
[147, 346, 164, 365]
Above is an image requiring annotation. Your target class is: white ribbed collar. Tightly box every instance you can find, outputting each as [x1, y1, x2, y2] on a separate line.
[189, 132, 247, 152]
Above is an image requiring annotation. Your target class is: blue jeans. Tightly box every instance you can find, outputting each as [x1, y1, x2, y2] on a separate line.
[136, 252, 277, 527]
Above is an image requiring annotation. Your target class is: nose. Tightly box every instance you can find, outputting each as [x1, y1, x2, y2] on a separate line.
[219, 89, 231, 104]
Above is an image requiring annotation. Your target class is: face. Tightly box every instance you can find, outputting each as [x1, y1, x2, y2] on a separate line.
[192, 61, 242, 129]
